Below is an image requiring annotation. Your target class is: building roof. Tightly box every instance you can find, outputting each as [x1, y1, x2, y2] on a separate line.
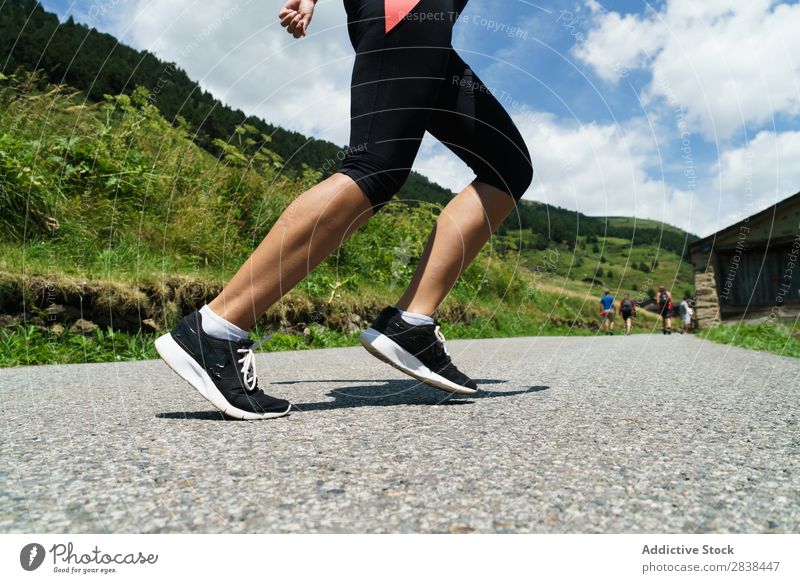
[689, 190, 800, 253]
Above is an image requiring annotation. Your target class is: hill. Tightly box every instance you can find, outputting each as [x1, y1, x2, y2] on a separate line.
[603, 216, 689, 237]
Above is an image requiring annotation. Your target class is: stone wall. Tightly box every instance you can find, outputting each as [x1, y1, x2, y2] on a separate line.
[691, 249, 721, 328]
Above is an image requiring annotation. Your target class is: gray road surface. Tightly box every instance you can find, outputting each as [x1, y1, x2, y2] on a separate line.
[1, 335, 798, 533]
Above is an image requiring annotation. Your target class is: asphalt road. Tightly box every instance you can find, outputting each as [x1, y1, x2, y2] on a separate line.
[1, 334, 798, 533]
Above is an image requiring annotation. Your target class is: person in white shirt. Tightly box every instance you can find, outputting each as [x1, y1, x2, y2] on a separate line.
[679, 295, 694, 334]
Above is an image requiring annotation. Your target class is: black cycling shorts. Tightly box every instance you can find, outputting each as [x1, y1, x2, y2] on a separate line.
[339, 0, 533, 210]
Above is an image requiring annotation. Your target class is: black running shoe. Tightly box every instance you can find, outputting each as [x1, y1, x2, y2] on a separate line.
[360, 306, 477, 394]
[155, 311, 291, 420]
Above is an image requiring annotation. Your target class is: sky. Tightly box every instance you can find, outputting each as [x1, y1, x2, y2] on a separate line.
[39, 0, 800, 237]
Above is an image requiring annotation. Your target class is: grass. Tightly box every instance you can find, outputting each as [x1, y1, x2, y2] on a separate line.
[0, 323, 365, 368]
[700, 322, 800, 358]
[0, 325, 157, 367]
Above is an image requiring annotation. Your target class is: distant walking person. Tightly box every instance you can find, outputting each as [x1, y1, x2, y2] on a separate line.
[657, 285, 674, 335]
[618, 292, 637, 335]
[599, 289, 615, 335]
[679, 294, 693, 334]
[153, 0, 533, 419]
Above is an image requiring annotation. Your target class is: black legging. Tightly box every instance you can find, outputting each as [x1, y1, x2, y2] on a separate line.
[339, 0, 533, 210]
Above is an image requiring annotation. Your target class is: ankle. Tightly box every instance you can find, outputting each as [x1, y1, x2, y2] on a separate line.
[199, 304, 249, 341]
[395, 306, 434, 326]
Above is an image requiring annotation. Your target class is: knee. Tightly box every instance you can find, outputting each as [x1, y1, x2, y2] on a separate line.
[471, 124, 533, 201]
[339, 150, 411, 209]
[475, 148, 533, 202]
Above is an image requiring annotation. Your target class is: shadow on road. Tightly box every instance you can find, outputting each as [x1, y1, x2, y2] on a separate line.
[156, 380, 548, 420]
[271, 378, 510, 385]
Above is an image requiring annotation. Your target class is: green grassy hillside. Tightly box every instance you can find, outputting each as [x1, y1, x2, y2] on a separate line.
[504, 230, 695, 302]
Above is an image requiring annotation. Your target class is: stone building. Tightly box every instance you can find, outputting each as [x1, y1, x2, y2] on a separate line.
[689, 191, 800, 327]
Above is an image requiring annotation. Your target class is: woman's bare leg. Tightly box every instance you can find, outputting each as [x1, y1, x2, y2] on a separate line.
[208, 173, 373, 329]
[396, 181, 516, 315]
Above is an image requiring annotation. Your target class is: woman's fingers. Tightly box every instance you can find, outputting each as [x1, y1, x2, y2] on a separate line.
[286, 12, 299, 34]
[287, 11, 304, 37]
[280, 10, 297, 28]
[278, 4, 313, 38]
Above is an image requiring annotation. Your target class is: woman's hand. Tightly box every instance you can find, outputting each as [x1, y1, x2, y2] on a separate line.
[279, 0, 317, 38]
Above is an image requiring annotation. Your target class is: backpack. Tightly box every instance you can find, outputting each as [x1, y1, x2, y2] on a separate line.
[622, 298, 634, 311]
[658, 291, 670, 306]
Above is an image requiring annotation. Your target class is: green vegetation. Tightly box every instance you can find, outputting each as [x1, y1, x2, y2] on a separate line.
[700, 323, 800, 359]
[0, 323, 363, 367]
[496, 204, 695, 258]
[1, 325, 157, 367]
[497, 230, 694, 303]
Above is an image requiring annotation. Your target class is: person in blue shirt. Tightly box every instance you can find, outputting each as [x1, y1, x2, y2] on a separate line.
[599, 290, 615, 335]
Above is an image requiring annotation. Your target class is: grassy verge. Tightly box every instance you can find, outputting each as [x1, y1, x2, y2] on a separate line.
[700, 322, 800, 358]
[1, 299, 625, 367]
[0, 324, 362, 367]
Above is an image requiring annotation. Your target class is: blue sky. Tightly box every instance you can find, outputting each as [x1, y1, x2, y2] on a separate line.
[40, 0, 800, 236]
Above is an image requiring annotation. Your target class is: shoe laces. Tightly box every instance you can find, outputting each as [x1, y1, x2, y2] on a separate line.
[433, 325, 450, 358]
[236, 335, 271, 393]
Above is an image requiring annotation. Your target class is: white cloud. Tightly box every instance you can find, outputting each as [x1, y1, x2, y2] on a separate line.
[572, 10, 664, 81]
[105, 0, 354, 145]
[508, 109, 800, 237]
[712, 130, 800, 229]
[509, 110, 714, 235]
[576, 0, 800, 139]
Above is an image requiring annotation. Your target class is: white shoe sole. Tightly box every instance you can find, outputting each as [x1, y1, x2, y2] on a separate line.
[359, 328, 477, 395]
[154, 333, 291, 420]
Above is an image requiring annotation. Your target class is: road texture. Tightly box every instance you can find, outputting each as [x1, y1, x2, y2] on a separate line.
[1, 334, 798, 533]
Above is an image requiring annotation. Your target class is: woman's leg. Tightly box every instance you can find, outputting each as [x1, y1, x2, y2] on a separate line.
[400, 49, 532, 317]
[208, 173, 373, 330]
[396, 181, 515, 315]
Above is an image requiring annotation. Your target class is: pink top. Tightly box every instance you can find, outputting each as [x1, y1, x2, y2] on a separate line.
[385, 0, 422, 32]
